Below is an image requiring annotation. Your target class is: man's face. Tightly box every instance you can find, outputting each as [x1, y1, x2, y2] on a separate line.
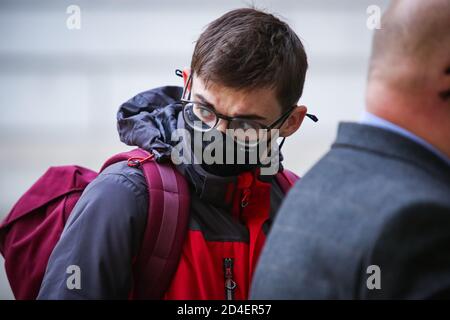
[190, 74, 285, 134]
[179, 71, 307, 175]
[183, 71, 308, 146]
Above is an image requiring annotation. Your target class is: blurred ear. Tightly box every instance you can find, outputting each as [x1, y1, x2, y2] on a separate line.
[183, 69, 191, 92]
[279, 105, 307, 137]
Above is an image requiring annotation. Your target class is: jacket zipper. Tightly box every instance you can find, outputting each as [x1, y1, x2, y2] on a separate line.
[241, 189, 251, 208]
[223, 258, 236, 300]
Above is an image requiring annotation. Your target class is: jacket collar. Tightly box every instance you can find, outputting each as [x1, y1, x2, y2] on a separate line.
[361, 111, 450, 166]
[333, 122, 450, 182]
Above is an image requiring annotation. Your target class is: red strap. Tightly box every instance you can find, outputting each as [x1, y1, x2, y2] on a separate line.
[100, 148, 190, 299]
[124, 151, 190, 299]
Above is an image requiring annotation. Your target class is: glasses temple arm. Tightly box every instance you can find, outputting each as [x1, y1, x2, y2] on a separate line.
[306, 113, 319, 122]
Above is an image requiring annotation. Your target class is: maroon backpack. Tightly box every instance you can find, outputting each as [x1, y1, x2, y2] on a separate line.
[0, 148, 297, 300]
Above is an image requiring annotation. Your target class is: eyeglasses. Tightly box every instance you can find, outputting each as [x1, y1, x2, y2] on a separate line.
[179, 72, 318, 146]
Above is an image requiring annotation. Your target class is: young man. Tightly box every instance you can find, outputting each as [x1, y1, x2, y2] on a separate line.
[251, 0, 450, 299]
[37, 8, 314, 299]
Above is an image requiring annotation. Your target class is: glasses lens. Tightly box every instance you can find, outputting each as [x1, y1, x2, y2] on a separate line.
[183, 102, 217, 132]
[228, 120, 266, 147]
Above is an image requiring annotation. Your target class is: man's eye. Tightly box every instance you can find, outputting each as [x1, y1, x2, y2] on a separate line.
[200, 109, 211, 117]
[197, 107, 214, 120]
[230, 119, 256, 132]
[240, 121, 255, 131]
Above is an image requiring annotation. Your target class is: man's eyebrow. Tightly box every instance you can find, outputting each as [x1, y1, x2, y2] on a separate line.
[194, 93, 214, 107]
[194, 93, 267, 121]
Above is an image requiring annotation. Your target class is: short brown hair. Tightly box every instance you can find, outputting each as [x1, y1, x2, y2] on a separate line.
[191, 8, 308, 111]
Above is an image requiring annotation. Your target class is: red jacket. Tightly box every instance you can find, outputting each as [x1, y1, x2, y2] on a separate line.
[164, 170, 283, 300]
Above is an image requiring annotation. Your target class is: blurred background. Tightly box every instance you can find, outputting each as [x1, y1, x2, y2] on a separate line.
[0, 0, 389, 299]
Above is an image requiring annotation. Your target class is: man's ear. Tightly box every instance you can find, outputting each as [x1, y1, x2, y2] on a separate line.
[183, 69, 191, 92]
[279, 105, 307, 137]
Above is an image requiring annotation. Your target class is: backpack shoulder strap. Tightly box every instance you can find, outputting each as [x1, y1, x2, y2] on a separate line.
[101, 148, 190, 299]
[275, 169, 299, 194]
[133, 154, 190, 299]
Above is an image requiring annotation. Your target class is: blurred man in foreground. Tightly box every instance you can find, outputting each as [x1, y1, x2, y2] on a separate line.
[251, 0, 450, 299]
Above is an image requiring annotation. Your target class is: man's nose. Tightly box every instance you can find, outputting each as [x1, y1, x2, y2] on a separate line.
[216, 119, 228, 133]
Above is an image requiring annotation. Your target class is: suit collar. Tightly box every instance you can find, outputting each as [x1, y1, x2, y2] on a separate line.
[333, 122, 450, 182]
[361, 112, 450, 166]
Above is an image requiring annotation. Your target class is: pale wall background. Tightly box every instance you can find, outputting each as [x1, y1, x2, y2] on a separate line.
[0, 0, 389, 299]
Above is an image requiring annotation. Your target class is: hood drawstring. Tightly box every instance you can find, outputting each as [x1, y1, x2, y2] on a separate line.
[127, 152, 155, 168]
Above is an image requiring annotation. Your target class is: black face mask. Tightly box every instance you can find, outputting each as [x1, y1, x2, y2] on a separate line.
[187, 126, 271, 177]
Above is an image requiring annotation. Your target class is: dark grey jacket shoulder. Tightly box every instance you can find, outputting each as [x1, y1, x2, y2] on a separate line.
[251, 122, 450, 300]
[38, 161, 148, 299]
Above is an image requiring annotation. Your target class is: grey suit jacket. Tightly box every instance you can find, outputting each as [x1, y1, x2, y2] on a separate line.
[251, 122, 450, 299]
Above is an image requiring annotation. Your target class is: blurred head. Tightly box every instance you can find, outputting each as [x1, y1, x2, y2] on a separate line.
[366, 0, 450, 157]
[185, 8, 309, 139]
